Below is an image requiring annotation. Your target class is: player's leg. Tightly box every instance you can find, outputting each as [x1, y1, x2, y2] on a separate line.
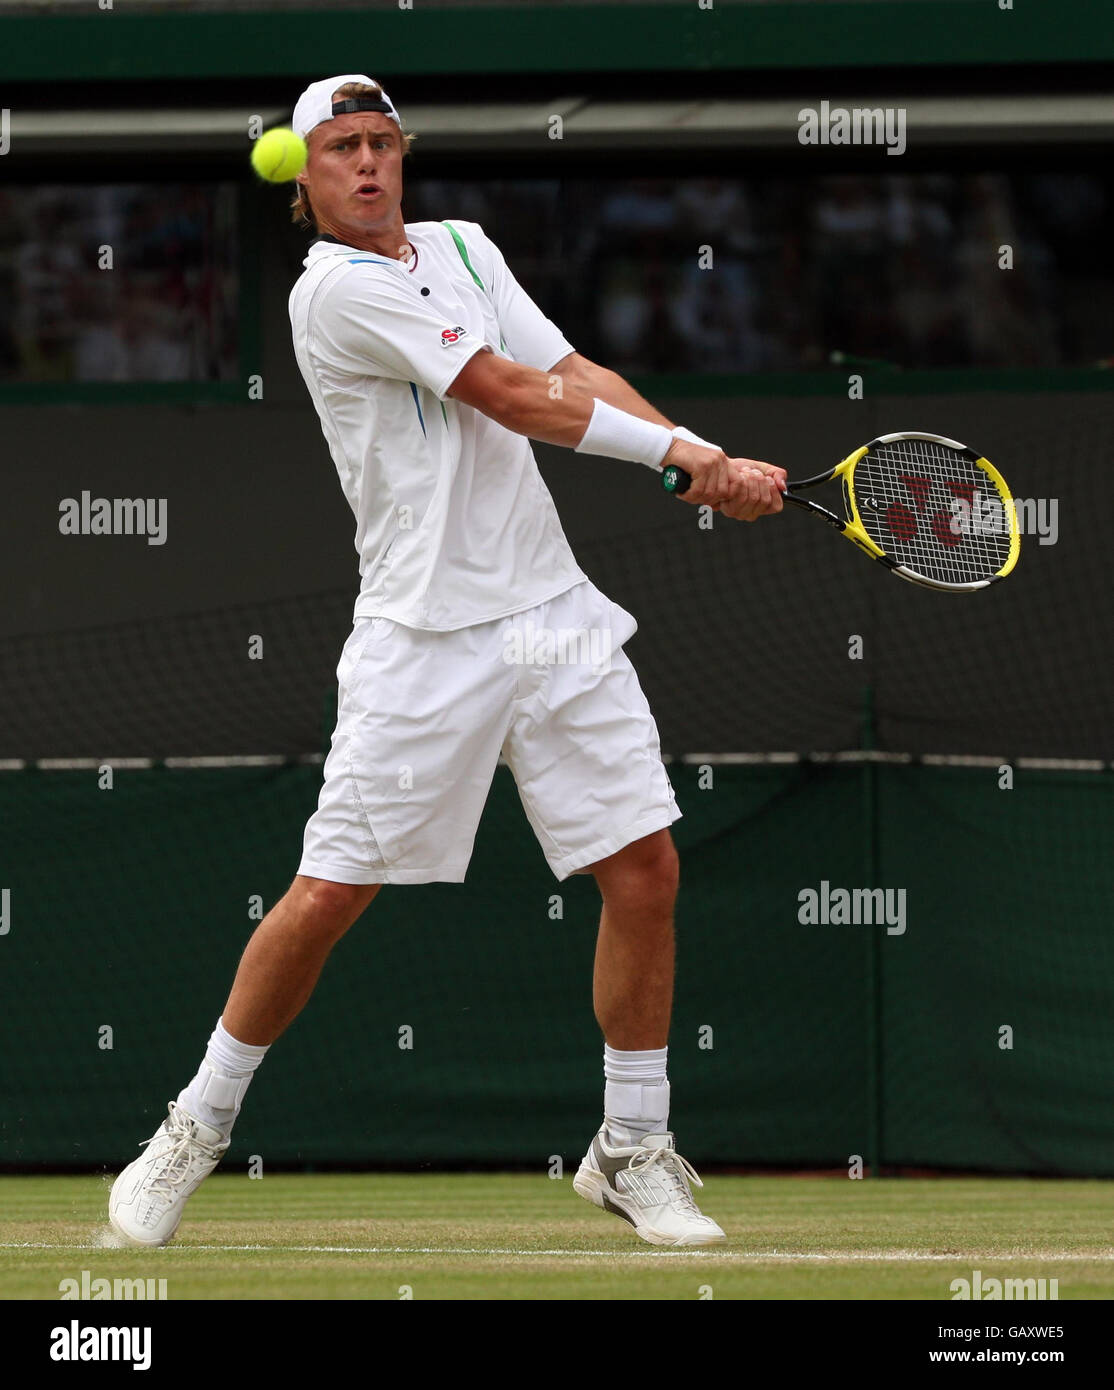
[222, 875, 381, 1045]
[109, 877, 379, 1247]
[590, 827, 676, 1148]
[576, 830, 723, 1246]
[110, 614, 514, 1247]
[590, 827, 678, 1051]
[502, 580, 723, 1245]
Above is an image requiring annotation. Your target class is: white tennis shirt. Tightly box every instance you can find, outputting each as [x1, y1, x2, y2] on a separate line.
[288, 219, 588, 630]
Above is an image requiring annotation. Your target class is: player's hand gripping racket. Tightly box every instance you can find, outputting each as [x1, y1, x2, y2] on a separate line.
[662, 431, 1020, 592]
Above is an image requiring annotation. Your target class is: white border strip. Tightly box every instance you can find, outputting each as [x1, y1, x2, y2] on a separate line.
[680, 752, 1108, 771]
[1, 753, 1107, 773]
[6, 754, 326, 772]
[806, 751, 914, 766]
[1017, 757, 1106, 772]
[680, 751, 802, 766]
[34, 757, 155, 771]
[163, 755, 288, 769]
[922, 754, 1005, 768]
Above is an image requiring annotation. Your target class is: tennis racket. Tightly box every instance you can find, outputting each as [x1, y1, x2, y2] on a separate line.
[662, 431, 1021, 592]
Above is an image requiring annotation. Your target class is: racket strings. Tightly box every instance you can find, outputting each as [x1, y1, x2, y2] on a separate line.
[852, 439, 1013, 585]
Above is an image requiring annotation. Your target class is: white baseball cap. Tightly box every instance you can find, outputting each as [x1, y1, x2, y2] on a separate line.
[291, 75, 402, 141]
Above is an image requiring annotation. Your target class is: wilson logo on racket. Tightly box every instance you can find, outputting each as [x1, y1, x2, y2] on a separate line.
[662, 431, 1021, 593]
[440, 326, 466, 346]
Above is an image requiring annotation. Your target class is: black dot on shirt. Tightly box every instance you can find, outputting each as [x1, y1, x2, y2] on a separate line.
[420, 287, 430, 296]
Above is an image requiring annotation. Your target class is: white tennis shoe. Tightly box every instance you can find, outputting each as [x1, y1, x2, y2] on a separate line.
[109, 1102, 228, 1247]
[573, 1128, 726, 1246]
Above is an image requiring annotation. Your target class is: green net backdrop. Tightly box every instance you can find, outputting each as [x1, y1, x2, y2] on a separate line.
[1, 760, 1110, 1174]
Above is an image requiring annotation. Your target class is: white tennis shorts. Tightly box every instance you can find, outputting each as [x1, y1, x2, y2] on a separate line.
[298, 579, 681, 884]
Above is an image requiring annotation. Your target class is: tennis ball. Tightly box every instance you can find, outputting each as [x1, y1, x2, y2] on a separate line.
[251, 128, 307, 183]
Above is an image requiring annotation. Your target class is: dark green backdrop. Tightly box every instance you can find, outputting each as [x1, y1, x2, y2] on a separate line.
[1, 761, 1110, 1174]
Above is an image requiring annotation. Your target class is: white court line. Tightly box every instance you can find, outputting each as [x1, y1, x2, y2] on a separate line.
[3, 1242, 1113, 1261]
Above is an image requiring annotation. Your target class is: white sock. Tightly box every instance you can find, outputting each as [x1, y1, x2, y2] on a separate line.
[603, 1044, 670, 1148]
[176, 1018, 269, 1142]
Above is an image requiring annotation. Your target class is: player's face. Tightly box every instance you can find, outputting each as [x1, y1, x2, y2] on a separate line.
[300, 114, 406, 250]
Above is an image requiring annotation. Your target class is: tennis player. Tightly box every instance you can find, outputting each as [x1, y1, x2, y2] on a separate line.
[110, 75, 785, 1249]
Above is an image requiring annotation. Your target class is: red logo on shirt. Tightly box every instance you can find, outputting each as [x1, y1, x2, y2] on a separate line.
[440, 326, 466, 346]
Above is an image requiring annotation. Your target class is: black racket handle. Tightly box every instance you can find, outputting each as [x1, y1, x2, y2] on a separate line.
[662, 464, 796, 504]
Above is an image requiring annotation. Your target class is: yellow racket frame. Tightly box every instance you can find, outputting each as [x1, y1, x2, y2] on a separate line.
[834, 435, 1021, 590]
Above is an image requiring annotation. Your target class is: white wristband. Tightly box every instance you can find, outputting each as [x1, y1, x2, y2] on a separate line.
[671, 424, 720, 452]
[575, 398, 673, 470]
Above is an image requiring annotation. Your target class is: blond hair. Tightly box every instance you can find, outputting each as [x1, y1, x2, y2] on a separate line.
[291, 80, 415, 230]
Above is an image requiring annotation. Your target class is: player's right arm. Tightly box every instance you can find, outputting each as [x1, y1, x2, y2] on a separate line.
[447, 349, 781, 521]
[313, 258, 778, 520]
[452, 222, 781, 521]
